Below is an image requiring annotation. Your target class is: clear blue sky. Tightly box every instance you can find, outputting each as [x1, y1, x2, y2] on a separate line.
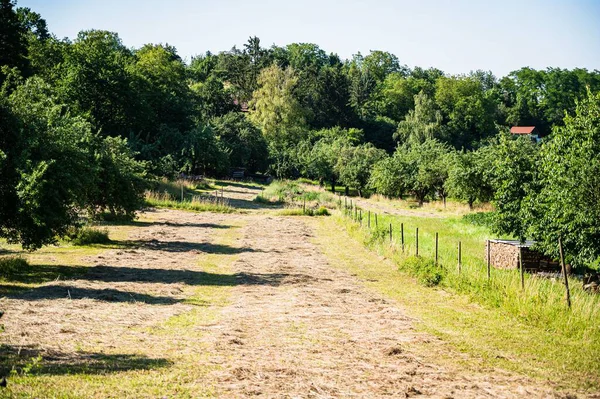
[17, 0, 600, 77]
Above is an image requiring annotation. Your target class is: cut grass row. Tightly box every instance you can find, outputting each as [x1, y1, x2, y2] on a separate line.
[1, 213, 244, 397]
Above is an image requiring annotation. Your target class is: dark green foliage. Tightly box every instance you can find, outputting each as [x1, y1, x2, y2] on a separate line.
[210, 112, 269, 173]
[0, 256, 30, 277]
[527, 90, 600, 268]
[488, 133, 539, 241]
[89, 136, 147, 221]
[0, 0, 28, 80]
[67, 227, 110, 246]
[0, 77, 96, 249]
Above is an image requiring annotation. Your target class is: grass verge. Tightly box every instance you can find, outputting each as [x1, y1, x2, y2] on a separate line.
[313, 213, 600, 392]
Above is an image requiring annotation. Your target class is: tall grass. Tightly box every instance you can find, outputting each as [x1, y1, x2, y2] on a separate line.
[337, 205, 600, 345]
[260, 180, 338, 209]
[145, 190, 234, 213]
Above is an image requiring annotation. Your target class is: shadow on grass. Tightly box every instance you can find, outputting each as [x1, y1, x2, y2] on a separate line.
[0, 345, 172, 376]
[1, 265, 302, 302]
[229, 197, 285, 210]
[123, 240, 262, 254]
[214, 180, 266, 190]
[101, 220, 234, 229]
[9, 285, 180, 304]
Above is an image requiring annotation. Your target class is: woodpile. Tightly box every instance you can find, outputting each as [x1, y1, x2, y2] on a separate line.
[486, 240, 561, 272]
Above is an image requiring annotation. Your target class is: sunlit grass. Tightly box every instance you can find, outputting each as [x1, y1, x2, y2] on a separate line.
[145, 190, 235, 213]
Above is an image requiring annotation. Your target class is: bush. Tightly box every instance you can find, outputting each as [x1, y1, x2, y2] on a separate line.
[68, 227, 110, 246]
[401, 256, 445, 287]
[0, 257, 30, 277]
[315, 206, 330, 216]
[365, 227, 388, 246]
[253, 195, 283, 205]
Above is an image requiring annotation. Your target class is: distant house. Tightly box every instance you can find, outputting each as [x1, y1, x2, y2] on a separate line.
[510, 126, 540, 142]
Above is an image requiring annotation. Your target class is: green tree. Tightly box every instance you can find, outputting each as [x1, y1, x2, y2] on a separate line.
[369, 155, 406, 198]
[488, 133, 539, 241]
[0, 0, 28, 81]
[435, 75, 498, 149]
[59, 30, 140, 137]
[336, 143, 386, 196]
[0, 77, 95, 249]
[180, 125, 229, 177]
[248, 64, 307, 145]
[528, 90, 600, 268]
[445, 149, 493, 209]
[395, 91, 443, 144]
[210, 112, 269, 173]
[90, 136, 147, 220]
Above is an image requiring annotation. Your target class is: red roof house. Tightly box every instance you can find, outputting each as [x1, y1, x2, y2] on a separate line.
[510, 126, 537, 135]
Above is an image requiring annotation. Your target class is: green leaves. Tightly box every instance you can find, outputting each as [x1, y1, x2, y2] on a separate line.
[527, 90, 600, 268]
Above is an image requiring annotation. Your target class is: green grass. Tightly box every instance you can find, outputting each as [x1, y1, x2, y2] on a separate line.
[67, 227, 111, 246]
[276, 206, 330, 217]
[329, 209, 600, 390]
[145, 190, 235, 213]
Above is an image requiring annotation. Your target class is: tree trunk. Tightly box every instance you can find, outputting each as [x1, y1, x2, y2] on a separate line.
[331, 181, 336, 193]
[345, 186, 349, 196]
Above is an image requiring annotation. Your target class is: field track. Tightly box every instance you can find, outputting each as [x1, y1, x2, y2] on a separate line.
[0, 183, 580, 398]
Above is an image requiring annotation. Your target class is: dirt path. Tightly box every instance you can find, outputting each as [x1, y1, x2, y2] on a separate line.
[0, 186, 576, 397]
[202, 215, 563, 398]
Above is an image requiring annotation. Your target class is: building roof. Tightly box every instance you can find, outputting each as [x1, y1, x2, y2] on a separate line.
[510, 126, 536, 134]
[490, 239, 535, 248]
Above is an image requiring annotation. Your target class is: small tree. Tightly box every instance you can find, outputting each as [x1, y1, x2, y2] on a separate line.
[446, 149, 494, 209]
[336, 144, 386, 197]
[89, 136, 147, 220]
[488, 133, 539, 242]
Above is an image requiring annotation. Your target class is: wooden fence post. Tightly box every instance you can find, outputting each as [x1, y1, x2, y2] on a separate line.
[375, 213, 378, 228]
[519, 247, 525, 290]
[359, 209, 362, 226]
[401, 223, 404, 252]
[487, 240, 491, 280]
[458, 241, 462, 274]
[389, 223, 393, 243]
[558, 237, 572, 308]
[416, 228, 419, 257]
[435, 232, 439, 266]
[181, 184, 184, 202]
[368, 211, 371, 228]
[303, 198, 306, 214]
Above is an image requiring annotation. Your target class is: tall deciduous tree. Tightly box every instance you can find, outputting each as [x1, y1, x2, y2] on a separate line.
[249, 64, 307, 145]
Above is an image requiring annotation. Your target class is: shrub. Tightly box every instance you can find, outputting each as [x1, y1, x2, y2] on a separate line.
[69, 227, 110, 246]
[365, 227, 388, 246]
[0, 257, 30, 277]
[401, 256, 445, 287]
[315, 206, 330, 216]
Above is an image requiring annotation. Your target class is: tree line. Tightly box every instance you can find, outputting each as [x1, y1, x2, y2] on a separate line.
[1, 0, 599, 269]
